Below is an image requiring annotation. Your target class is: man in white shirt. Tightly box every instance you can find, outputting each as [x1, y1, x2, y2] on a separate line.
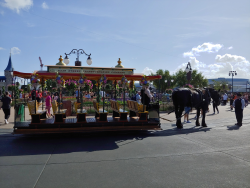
[141, 86, 153, 110]
[136, 91, 141, 103]
[223, 93, 228, 105]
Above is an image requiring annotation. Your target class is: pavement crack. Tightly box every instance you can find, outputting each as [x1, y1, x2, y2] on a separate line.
[33, 147, 56, 188]
[177, 135, 250, 164]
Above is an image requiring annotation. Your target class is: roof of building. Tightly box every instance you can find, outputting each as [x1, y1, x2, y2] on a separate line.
[5, 55, 14, 71]
[0, 76, 6, 80]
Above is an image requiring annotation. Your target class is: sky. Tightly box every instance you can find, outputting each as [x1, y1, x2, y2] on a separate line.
[0, 0, 250, 80]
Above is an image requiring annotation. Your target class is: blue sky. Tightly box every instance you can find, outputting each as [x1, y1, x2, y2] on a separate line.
[0, 0, 250, 79]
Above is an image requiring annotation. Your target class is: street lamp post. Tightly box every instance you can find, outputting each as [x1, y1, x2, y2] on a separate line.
[64, 49, 92, 66]
[185, 62, 193, 84]
[229, 71, 237, 93]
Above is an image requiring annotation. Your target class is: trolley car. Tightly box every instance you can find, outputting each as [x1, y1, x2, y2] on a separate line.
[12, 58, 162, 134]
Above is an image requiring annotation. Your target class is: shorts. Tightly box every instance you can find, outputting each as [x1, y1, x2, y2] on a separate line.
[184, 107, 191, 114]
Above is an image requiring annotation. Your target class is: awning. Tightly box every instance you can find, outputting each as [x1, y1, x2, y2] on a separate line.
[14, 71, 162, 81]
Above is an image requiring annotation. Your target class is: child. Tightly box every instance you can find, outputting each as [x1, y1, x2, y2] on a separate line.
[184, 106, 191, 123]
[45, 92, 52, 118]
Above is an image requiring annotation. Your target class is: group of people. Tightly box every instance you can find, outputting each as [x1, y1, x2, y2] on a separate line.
[183, 90, 248, 126]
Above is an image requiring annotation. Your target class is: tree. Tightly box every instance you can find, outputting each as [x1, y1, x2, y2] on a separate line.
[151, 68, 208, 92]
[151, 69, 175, 93]
[174, 69, 208, 88]
[211, 80, 229, 92]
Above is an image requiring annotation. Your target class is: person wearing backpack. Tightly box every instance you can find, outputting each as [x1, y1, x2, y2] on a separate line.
[233, 93, 245, 126]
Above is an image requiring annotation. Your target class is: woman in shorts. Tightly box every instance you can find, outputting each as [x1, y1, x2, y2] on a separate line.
[184, 106, 191, 123]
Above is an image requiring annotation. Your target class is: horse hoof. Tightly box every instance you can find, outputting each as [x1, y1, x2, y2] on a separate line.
[202, 124, 207, 127]
[177, 126, 183, 129]
[196, 123, 200, 127]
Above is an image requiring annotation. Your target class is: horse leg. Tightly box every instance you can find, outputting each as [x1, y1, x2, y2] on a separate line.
[196, 108, 200, 126]
[175, 106, 183, 129]
[178, 106, 184, 129]
[201, 108, 207, 127]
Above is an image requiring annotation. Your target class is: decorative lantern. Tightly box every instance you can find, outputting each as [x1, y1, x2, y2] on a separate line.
[30, 73, 39, 88]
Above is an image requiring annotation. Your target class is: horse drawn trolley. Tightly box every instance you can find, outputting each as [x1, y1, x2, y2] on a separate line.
[12, 57, 162, 134]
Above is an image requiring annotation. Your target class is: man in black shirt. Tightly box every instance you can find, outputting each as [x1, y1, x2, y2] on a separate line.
[233, 93, 245, 126]
[1, 92, 12, 124]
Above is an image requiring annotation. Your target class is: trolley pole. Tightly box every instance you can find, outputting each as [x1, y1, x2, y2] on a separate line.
[103, 79, 105, 113]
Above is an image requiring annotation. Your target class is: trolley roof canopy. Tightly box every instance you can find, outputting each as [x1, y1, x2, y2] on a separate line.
[13, 65, 162, 81]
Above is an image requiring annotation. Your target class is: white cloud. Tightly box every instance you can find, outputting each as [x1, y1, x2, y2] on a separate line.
[177, 57, 207, 72]
[1, 0, 33, 14]
[142, 67, 155, 75]
[228, 46, 233, 50]
[176, 54, 250, 79]
[183, 42, 223, 57]
[11, 47, 21, 54]
[215, 54, 247, 63]
[0, 47, 5, 50]
[42, 2, 48, 9]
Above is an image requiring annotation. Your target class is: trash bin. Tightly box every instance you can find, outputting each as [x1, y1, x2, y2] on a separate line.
[15, 104, 24, 122]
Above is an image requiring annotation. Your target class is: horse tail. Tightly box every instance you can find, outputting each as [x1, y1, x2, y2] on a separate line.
[172, 90, 178, 107]
[188, 89, 193, 108]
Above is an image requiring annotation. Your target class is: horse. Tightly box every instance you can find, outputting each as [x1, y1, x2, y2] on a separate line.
[172, 87, 220, 129]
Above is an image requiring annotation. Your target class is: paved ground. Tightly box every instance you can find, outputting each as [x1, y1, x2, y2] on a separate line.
[0, 104, 249, 188]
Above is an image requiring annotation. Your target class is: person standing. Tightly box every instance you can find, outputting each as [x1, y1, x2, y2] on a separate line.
[136, 91, 141, 103]
[223, 93, 228, 105]
[233, 93, 245, 126]
[1, 92, 12, 124]
[36, 90, 42, 105]
[45, 92, 52, 118]
[229, 93, 234, 110]
[184, 106, 191, 123]
[141, 86, 153, 111]
[31, 89, 36, 100]
[244, 93, 248, 107]
[212, 94, 219, 114]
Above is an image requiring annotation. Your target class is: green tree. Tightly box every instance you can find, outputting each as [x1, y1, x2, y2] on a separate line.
[174, 69, 208, 88]
[151, 69, 175, 92]
[211, 80, 229, 92]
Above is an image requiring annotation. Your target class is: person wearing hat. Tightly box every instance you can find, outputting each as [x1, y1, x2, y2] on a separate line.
[233, 93, 245, 126]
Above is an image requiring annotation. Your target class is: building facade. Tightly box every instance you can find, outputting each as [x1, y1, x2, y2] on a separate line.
[207, 77, 250, 92]
[0, 54, 14, 93]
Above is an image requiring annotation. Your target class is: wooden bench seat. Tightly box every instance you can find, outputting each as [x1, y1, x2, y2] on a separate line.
[93, 100, 108, 121]
[27, 100, 47, 124]
[127, 100, 149, 121]
[110, 100, 128, 121]
[52, 100, 67, 123]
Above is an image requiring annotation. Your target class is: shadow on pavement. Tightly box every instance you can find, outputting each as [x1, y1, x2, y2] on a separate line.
[227, 125, 240, 130]
[0, 125, 213, 157]
[0, 131, 149, 157]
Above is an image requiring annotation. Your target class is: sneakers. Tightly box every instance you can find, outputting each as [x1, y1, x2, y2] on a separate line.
[4, 119, 9, 124]
[212, 112, 215, 115]
[183, 120, 187, 123]
[187, 120, 191, 123]
[217, 111, 219, 114]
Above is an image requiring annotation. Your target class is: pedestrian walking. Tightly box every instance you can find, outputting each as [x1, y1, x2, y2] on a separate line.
[233, 93, 245, 126]
[223, 93, 228, 105]
[45, 92, 52, 118]
[183, 106, 191, 123]
[0, 92, 12, 124]
[212, 99, 219, 114]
